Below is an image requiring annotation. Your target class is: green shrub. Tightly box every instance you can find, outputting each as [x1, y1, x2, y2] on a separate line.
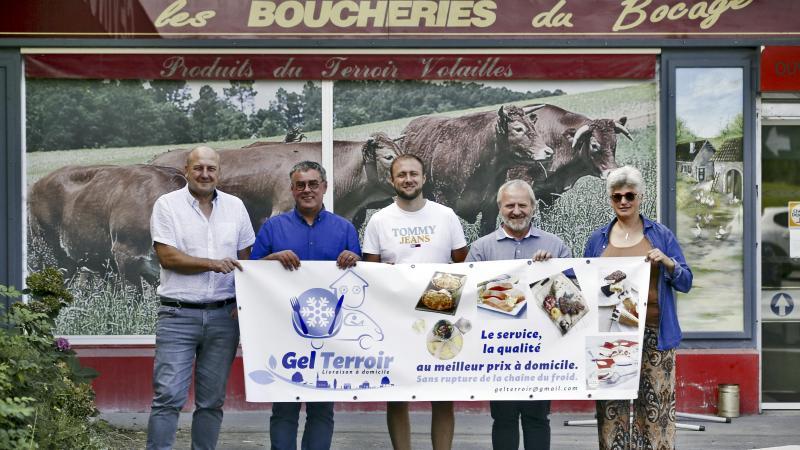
[0, 268, 106, 449]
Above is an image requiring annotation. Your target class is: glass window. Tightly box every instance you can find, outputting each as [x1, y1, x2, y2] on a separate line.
[760, 120, 800, 404]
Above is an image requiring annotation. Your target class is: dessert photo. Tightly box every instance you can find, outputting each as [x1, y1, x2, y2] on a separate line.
[415, 271, 467, 315]
[598, 269, 642, 333]
[585, 336, 640, 390]
[476, 273, 528, 319]
[529, 270, 588, 335]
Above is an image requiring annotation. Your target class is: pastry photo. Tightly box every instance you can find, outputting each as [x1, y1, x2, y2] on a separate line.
[415, 271, 467, 315]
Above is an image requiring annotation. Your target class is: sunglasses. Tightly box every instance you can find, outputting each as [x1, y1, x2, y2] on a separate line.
[610, 192, 639, 203]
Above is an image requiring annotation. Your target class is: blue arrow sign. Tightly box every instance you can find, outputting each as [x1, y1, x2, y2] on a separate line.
[770, 292, 795, 317]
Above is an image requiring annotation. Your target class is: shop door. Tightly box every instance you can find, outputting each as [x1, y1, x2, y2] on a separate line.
[761, 113, 800, 408]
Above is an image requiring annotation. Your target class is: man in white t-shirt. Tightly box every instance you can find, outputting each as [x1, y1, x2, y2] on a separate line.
[363, 154, 468, 450]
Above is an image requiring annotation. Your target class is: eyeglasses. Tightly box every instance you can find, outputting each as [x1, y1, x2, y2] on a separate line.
[292, 180, 322, 191]
[610, 192, 639, 203]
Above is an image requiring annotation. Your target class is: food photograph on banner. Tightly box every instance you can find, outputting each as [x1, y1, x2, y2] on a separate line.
[674, 67, 745, 333]
[235, 257, 650, 402]
[476, 270, 529, 320]
[22, 51, 658, 340]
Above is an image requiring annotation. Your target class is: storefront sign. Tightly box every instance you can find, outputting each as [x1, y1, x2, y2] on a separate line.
[24, 53, 654, 80]
[235, 258, 650, 402]
[2, 0, 799, 41]
[762, 47, 800, 92]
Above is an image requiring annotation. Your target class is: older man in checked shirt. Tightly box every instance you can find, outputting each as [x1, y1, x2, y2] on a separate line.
[466, 179, 571, 450]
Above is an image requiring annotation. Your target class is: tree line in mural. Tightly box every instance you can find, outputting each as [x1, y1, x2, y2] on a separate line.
[25, 79, 563, 151]
[332, 80, 563, 128]
[676, 113, 743, 145]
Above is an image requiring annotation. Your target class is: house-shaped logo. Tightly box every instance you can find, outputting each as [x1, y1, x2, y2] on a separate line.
[329, 269, 369, 308]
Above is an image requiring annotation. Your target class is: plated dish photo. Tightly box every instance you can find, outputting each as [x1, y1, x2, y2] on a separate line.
[530, 271, 588, 335]
[415, 271, 467, 315]
[476, 274, 527, 317]
[586, 338, 640, 390]
[598, 269, 641, 332]
[425, 319, 468, 360]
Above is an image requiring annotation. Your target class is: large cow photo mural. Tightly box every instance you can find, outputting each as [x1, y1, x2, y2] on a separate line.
[333, 80, 657, 251]
[25, 78, 657, 336]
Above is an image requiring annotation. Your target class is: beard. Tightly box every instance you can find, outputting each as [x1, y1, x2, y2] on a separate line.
[502, 215, 532, 232]
[395, 185, 423, 201]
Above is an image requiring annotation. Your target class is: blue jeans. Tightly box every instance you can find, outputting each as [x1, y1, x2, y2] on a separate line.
[270, 402, 334, 450]
[146, 303, 240, 450]
[490, 400, 551, 450]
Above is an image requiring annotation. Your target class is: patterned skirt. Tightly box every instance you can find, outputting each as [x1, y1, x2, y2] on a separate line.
[596, 327, 677, 450]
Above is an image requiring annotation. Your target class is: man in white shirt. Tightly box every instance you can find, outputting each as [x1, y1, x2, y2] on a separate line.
[147, 146, 255, 450]
[362, 154, 468, 450]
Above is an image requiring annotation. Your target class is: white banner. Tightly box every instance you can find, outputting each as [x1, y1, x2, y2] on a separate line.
[236, 257, 649, 402]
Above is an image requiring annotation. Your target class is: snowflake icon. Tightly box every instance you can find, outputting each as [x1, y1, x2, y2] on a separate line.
[300, 296, 334, 327]
[292, 287, 343, 339]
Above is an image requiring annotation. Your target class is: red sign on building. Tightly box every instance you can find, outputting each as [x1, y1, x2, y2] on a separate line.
[762, 47, 800, 92]
[2, 0, 800, 41]
[24, 53, 655, 80]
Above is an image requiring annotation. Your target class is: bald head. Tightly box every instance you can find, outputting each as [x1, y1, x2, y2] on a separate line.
[185, 146, 219, 169]
[184, 146, 220, 199]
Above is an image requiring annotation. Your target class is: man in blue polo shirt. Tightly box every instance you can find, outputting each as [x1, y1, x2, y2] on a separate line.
[466, 179, 571, 450]
[251, 160, 360, 450]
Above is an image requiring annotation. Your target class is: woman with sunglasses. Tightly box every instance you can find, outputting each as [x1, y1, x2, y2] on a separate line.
[584, 165, 692, 450]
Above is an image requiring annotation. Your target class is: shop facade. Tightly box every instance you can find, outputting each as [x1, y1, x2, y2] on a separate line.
[1, 0, 799, 414]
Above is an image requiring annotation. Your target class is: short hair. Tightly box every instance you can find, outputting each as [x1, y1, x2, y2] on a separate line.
[496, 179, 537, 208]
[606, 166, 645, 196]
[185, 146, 218, 168]
[289, 161, 327, 183]
[390, 154, 426, 179]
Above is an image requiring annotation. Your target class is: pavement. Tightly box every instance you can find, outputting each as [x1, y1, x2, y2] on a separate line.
[102, 410, 800, 449]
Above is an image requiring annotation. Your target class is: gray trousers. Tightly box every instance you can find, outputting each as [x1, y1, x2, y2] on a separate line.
[146, 303, 239, 450]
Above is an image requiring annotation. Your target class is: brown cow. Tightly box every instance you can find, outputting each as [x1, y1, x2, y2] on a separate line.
[149, 133, 402, 231]
[510, 104, 632, 206]
[28, 164, 186, 290]
[401, 105, 554, 234]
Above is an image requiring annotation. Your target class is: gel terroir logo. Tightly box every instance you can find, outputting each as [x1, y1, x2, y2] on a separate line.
[290, 288, 344, 339]
[247, 269, 388, 389]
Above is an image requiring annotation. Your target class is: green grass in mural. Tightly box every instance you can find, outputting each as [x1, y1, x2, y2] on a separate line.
[54, 272, 159, 335]
[27, 231, 159, 335]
